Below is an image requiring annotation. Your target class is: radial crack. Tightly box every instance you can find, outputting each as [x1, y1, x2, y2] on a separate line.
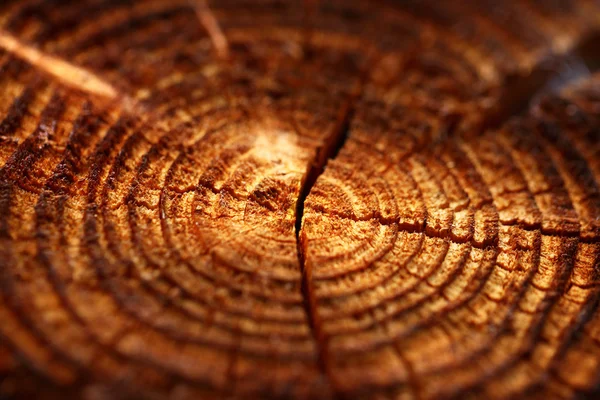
[294, 85, 364, 394]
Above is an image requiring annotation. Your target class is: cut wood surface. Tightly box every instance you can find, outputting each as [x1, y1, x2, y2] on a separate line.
[0, 1, 600, 399]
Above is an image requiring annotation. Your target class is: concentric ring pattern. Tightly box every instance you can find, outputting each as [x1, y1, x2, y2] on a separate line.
[0, 1, 600, 399]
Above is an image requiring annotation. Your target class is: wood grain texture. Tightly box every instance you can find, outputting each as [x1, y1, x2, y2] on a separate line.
[0, 1, 599, 399]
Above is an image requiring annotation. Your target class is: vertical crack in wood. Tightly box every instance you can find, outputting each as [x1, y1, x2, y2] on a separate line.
[190, 0, 229, 59]
[295, 99, 354, 394]
[294, 50, 374, 391]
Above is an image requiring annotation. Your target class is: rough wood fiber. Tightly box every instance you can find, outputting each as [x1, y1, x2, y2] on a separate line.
[0, 1, 600, 399]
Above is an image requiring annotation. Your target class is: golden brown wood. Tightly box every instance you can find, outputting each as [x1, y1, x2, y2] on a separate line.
[0, 1, 599, 399]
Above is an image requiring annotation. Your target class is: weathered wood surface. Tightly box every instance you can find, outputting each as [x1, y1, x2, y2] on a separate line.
[0, 1, 600, 399]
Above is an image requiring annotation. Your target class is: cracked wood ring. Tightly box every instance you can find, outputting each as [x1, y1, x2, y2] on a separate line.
[1, 1, 600, 399]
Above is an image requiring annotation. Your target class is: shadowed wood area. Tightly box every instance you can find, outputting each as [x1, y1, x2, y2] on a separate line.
[0, 1, 599, 399]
